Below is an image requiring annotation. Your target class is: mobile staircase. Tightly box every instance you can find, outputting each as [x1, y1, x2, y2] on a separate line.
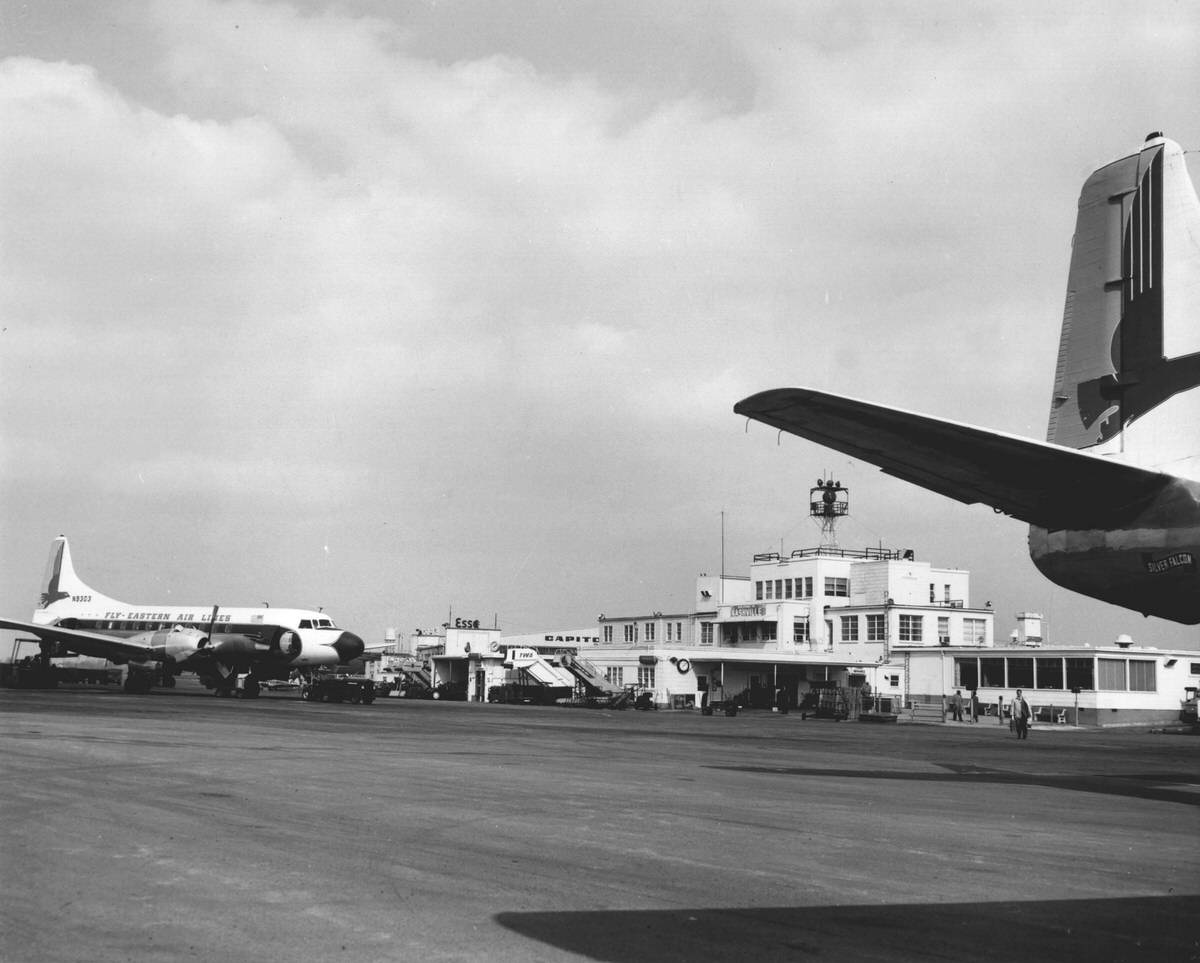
[399, 665, 435, 698]
[559, 653, 634, 709]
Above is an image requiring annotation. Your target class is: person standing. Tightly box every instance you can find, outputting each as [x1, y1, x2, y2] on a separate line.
[951, 689, 964, 722]
[1011, 689, 1031, 740]
[997, 694, 1005, 726]
[970, 690, 979, 723]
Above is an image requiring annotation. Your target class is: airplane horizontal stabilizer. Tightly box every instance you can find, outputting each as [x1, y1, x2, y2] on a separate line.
[733, 387, 1171, 531]
[0, 618, 157, 663]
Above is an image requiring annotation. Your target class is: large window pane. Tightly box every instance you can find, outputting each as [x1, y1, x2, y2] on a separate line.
[1065, 658, 1094, 691]
[1128, 660, 1156, 692]
[1007, 658, 1034, 689]
[963, 619, 987, 645]
[955, 658, 978, 689]
[1099, 658, 1126, 691]
[980, 657, 1005, 687]
[1035, 658, 1064, 690]
[899, 615, 923, 642]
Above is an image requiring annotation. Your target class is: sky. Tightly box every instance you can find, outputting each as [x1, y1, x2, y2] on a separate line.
[2, 0, 1199, 650]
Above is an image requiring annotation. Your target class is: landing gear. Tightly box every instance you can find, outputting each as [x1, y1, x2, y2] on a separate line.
[212, 673, 262, 698]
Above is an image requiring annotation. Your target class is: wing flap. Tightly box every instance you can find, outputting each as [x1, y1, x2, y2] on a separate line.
[734, 387, 1170, 530]
[0, 619, 155, 663]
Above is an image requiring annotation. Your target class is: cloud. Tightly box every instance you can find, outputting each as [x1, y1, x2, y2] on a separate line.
[3, 0, 1200, 644]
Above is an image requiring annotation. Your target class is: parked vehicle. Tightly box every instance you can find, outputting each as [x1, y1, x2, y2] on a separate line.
[300, 673, 376, 705]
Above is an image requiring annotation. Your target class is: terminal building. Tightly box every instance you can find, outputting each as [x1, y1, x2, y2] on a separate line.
[367, 481, 1199, 726]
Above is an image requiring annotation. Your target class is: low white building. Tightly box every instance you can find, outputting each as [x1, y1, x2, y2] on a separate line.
[903, 638, 1200, 726]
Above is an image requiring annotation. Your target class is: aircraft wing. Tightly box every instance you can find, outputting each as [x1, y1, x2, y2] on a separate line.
[733, 387, 1172, 531]
[0, 618, 158, 663]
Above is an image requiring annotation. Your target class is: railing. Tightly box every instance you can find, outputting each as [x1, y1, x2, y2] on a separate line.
[755, 546, 907, 561]
[789, 546, 904, 560]
[906, 698, 946, 723]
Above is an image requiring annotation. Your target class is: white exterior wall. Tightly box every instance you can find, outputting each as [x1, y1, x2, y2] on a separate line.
[439, 626, 502, 658]
[502, 630, 598, 649]
[695, 575, 752, 608]
[849, 561, 892, 607]
[885, 561, 930, 605]
[929, 568, 971, 607]
[597, 613, 700, 648]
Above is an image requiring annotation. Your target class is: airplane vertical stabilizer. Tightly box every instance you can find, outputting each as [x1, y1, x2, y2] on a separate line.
[1048, 133, 1200, 480]
[35, 536, 126, 624]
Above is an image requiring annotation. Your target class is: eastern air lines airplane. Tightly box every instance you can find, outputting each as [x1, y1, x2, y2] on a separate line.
[0, 536, 365, 694]
[735, 132, 1200, 625]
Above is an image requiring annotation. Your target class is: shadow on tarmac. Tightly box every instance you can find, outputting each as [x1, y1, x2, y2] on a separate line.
[709, 765, 1200, 808]
[496, 895, 1199, 962]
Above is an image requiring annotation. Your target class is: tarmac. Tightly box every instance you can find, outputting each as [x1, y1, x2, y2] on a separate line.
[1, 684, 1197, 962]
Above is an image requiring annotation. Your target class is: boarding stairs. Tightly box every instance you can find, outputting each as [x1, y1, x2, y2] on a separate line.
[559, 654, 633, 707]
[403, 666, 434, 696]
[503, 648, 577, 689]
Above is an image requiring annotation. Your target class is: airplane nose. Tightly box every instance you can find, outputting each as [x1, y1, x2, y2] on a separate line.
[333, 631, 365, 663]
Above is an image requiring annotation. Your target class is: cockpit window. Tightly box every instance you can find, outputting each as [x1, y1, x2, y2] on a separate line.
[317, 618, 335, 629]
[299, 619, 313, 629]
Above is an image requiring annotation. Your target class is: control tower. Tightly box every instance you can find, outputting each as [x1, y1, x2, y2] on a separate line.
[809, 478, 849, 549]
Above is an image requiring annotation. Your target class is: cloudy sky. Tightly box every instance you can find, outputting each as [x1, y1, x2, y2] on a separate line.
[3, 0, 1199, 649]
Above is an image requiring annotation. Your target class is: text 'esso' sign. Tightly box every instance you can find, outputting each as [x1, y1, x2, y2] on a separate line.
[455, 617, 481, 629]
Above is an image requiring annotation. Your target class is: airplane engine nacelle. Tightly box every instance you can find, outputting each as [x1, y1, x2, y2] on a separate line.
[288, 637, 341, 667]
[211, 634, 260, 663]
[151, 626, 210, 663]
[274, 630, 302, 660]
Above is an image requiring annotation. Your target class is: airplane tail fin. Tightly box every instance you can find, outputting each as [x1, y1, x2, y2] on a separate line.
[1048, 132, 1200, 478]
[35, 536, 122, 623]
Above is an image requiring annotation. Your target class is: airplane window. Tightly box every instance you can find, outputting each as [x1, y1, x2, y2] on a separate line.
[299, 619, 312, 629]
[318, 619, 334, 628]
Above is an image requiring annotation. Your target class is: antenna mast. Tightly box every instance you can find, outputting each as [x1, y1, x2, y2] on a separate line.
[809, 477, 849, 550]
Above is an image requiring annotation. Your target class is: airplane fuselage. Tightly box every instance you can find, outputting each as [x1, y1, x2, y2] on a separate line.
[47, 604, 363, 670]
[1030, 526, 1200, 623]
